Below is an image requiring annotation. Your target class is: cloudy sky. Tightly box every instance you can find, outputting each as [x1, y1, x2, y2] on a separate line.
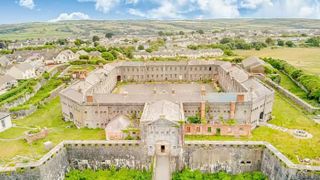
[1, 0, 320, 24]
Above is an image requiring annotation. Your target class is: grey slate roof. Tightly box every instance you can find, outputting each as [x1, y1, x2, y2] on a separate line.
[140, 100, 183, 123]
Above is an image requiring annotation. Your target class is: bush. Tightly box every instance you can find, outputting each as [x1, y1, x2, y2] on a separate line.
[101, 52, 115, 61]
[79, 55, 89, 60]
[264, 57, 320, 102]
[187, 116, 201, 124]
[65, 168, 152, 180]
[172, 169, 267, 180]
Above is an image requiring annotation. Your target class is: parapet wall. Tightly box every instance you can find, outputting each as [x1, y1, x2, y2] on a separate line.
[0, 141, 319, 180]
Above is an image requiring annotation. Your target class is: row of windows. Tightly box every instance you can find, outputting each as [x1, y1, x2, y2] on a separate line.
[122, 66, 213, 72]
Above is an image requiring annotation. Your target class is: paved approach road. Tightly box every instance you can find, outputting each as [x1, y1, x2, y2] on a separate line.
[153, 155, 170, 180]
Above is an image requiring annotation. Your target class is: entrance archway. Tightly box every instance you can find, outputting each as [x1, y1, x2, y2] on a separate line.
[259, 112, 264, 120]
[155, 140, 170, 156]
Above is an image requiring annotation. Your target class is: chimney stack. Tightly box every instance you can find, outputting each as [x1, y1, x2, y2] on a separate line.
[86, 96, 93, 103]
[237, 94, 244, 103]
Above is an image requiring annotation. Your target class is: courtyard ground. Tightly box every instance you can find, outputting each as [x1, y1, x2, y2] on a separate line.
[235, 47, 320, 75]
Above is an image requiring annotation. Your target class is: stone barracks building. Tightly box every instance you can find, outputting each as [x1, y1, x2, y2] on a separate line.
[60, 60, 274, 133]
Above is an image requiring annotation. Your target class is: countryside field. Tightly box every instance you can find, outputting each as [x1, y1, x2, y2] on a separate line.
[235, 48, 320, 75]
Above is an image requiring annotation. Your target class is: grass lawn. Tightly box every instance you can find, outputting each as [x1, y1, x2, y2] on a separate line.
[277, 71, 319, 107]
[10, 73, 64, 111]
[235, 48, 320, 75]
[186, 92, 320, 165]
[0, 97, 105, 165]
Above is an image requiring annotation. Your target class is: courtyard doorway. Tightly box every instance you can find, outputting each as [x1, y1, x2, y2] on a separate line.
[161, 145, 165, 153]
[259, 112, 264, 120]
[117, 75, 121, 82]
[155, 141, 170, 156]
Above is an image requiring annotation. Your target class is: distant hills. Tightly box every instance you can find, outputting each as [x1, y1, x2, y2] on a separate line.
[1, 19, 320, 40]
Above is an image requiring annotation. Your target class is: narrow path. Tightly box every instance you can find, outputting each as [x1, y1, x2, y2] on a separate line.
[260, 122, 312, 139]
[153, 155, 170, 180]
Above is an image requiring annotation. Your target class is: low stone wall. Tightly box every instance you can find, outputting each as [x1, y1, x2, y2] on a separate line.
[66, 140, 151, 170]
[184, 124, 251, 137]
[0, 141, 319, 180]
[184, 141, 320, 180]
[183, 141, 263, 174]
[255, 74, 320, 113]
[0, 140, 151, 180]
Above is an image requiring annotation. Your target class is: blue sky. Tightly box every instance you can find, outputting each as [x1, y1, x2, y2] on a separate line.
[1, 0, 320, 24]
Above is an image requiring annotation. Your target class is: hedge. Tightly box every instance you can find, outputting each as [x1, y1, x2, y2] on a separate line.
[264, 57, 320, 102]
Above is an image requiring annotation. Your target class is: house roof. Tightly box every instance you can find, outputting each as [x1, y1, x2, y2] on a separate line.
[105, 115, 131, 131]
[140, 100, 184, 123]
[242, 56, 265, 68]
[0, 74, 16, 85]
[0, 112, 10, 120]
[10, 62, 34, 72]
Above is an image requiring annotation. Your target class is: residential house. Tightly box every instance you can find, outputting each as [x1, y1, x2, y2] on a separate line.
[0, 112, 12, 132]
[53, 50, 76, 64]
[6, 62, 36, 80]
[0, 74, 18, 91]
[242, 56, 266, 74]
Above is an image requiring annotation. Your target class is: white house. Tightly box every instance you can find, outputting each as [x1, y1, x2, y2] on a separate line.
[0, 112, 12, 132]
[53, 50, 76, 64]
[6, 62, 36, 80]
[0, 75, 18, 91]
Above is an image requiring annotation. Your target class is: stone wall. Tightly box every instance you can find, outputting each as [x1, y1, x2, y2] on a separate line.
[66, 140, 151, 170]
[183, 141, 263, 174]
[260, 76, 319, 113]
[1, 141, 319, 180]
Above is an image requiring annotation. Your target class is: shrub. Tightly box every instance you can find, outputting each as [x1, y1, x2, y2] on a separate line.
[101, 52, 115, 61]
[187, 116, 201, 124]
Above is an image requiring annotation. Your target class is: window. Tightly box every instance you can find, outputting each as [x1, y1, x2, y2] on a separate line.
[186, 127, 191, 133]
[207, 127, 212, 133]
[1, 120, 5, 128]
[196, 127, 200, 132]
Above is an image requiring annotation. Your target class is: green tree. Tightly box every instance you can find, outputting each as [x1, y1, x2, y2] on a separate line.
[265, 37, 274, 45]
[197, 29, 204, 34]
[92, 35, 100, 42]
[138, 45, 144, 50]
[277, 39, 285, 46]
[74, 39, 82, 46]
[285, 41, 295, 47]
[101, 52, 115, 61]
[179, 31, 185, 35]
[105, 32, 114, 39]
[158, 31, 165, 36]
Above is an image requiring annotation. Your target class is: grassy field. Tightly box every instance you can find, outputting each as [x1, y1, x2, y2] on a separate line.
[235, 48, 320, 75]
[0, 97, 105, 165]
[186, 92, 320, 165]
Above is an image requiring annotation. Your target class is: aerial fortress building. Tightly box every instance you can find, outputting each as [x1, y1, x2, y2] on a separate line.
[60, 60, 274, 130]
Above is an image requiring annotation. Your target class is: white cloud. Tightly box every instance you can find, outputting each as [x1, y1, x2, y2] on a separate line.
[250, 0, 320, 18]
[147, 1, 182, 19]
[126, 0, 139, 4]
[19, 0, 35, 9]
[240, 0, 273, 9]
[128, 8, 146, 17]
[50, 12, 90, 22]
[77, 0, 320, 19]
[197, 0, 240, 18]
